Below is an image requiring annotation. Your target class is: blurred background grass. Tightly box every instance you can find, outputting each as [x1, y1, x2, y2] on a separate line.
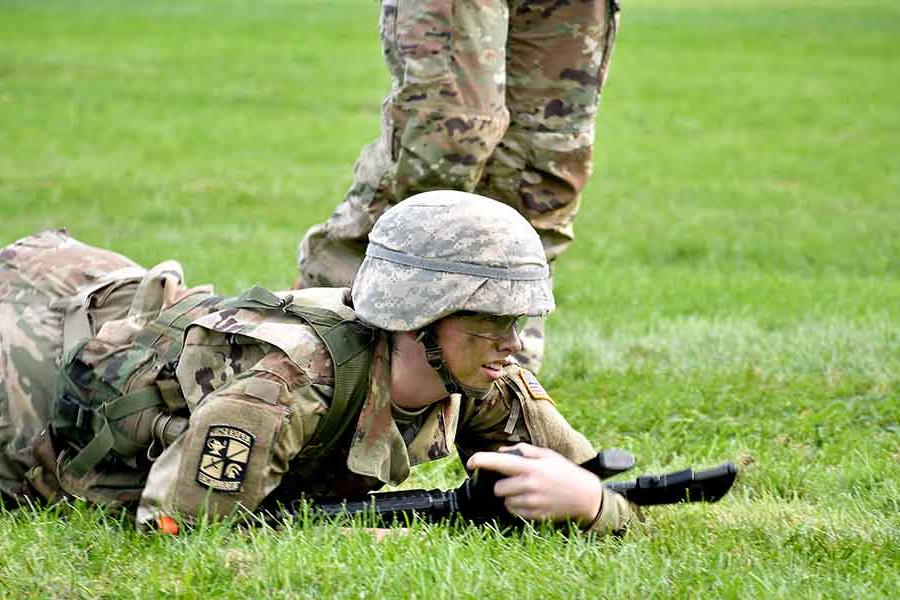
[1, 0, 898, 597]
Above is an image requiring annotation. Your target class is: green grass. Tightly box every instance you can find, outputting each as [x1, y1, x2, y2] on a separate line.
[1, 0, 898, 597]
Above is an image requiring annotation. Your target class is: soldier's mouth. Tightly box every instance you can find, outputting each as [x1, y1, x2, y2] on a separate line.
[482, 363, 504, 379]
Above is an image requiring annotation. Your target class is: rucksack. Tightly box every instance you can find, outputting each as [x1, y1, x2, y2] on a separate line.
[52, 286, 373, 506]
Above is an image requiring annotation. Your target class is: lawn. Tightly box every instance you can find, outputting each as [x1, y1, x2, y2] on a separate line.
[1, 0, 898, 597]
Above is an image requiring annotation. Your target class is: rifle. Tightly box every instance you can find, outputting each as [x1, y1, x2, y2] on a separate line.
[286, 450, 737, 528]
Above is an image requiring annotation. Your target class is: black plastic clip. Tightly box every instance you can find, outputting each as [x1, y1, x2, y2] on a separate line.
[279, 294, 294, 313]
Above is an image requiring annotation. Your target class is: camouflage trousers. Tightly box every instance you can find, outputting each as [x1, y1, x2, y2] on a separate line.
[297, 0, 620, 371]
[0, 231, 143, 502]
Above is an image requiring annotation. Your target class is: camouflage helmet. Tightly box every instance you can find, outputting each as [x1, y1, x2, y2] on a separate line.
[352, 190, 555, 331]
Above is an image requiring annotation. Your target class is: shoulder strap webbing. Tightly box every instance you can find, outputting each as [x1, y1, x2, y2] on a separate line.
[63, 388, 162, 478]
[59, 291, 221, 478]
[300, 318, 372, 454]
[225, 286, 373, 456]
[49, 266, 147, 354]
[134, 291, 220, 362]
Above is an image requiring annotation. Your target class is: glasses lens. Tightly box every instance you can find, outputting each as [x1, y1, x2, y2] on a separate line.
[463, 315, 527, 340]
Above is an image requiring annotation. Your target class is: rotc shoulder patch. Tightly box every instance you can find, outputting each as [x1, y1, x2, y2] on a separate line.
[196, 425, 254, 492]
[518, 369, 554, 404]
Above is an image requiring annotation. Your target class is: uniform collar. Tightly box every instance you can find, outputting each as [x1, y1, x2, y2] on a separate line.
[346, 331, 461, 485]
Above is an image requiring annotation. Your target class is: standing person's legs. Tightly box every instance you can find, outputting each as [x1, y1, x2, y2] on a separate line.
[297, 0, 510, 289]
[474, 0, 620, 371]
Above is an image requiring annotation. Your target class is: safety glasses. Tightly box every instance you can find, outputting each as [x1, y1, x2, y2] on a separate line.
[454, 311, 527, 342]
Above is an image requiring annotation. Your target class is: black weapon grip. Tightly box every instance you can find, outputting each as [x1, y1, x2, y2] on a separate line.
[456, 448, 527, 524]
[579, 448, 636, 480]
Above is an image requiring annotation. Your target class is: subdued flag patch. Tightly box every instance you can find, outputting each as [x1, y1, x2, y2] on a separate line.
[519, 369, 553, 404]
[196, 425, 254, 492]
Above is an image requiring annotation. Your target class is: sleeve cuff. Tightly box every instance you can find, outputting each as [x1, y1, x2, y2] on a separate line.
[583, 488, 642, 535]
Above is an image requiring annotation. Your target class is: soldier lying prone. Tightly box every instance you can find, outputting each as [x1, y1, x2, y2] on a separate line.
[1, 191, 730, 535]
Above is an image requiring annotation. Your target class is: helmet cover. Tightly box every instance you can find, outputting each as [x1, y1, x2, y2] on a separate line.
[352, 190, 554, 331]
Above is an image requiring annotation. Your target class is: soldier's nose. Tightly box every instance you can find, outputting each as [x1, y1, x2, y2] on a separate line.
[497, 327, 522, 355]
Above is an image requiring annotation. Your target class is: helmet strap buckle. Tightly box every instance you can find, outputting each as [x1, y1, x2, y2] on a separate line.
[417, 327, 460, 395]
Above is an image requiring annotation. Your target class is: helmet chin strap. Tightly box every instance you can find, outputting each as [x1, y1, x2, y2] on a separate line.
[416, 328, 495, 400]
[417, 328, 460, 395]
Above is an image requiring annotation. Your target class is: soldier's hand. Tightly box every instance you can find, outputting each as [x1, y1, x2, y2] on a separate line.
[466, 443, 603, 525]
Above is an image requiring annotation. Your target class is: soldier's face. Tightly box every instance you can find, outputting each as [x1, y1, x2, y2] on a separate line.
[434, 313, 525, 391]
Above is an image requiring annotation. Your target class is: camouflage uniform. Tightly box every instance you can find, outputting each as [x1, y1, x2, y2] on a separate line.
[138, 292, 632, 534]
[0, 231, 139, 500]
[296, 0, 621, 370]
[0, 227, 634, 534]
[0, 230, 210, 502]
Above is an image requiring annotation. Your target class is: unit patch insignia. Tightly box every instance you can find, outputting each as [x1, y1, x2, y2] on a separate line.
[519, 369, 554, 404]
[196, 425, 254, 492]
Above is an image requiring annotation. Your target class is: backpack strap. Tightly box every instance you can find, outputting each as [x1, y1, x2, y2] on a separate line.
[134, 291, 220, 362]
[49, 266, 147, 354]
[225, 286, 374, 457]
[299, 317, 372, 455]
[56, 290, 222, 479]
[62, 387, 162, 478]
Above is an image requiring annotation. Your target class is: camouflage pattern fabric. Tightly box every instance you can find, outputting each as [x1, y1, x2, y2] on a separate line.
[1, 233, 634, 533]
[0, 231, 144, 501]
[296, 0, 621, 370]
[0, 231, 219, 505]
[352, 191, 554, 332]
[137, 287, 635, 534]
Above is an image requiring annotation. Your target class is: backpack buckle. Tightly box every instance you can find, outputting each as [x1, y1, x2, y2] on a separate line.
[57, 392, 92, 432]
[278, 294, 294, 312]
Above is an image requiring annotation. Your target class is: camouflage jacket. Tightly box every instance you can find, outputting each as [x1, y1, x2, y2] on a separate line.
[1, 232, 632, 533]
[137, 287, 634, 532]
